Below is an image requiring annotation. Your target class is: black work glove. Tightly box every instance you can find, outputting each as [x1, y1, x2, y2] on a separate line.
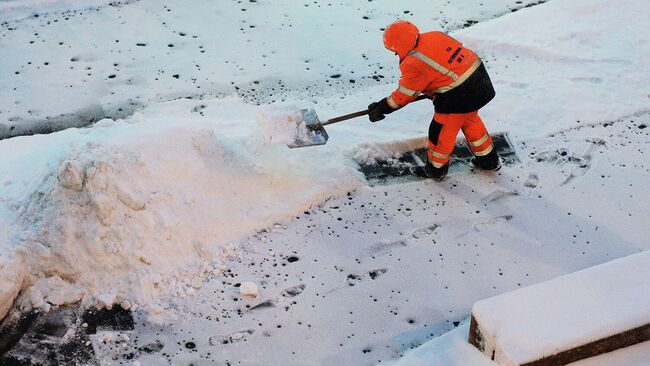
[368, 98, 394, 123]
[368, 103, 385, 122]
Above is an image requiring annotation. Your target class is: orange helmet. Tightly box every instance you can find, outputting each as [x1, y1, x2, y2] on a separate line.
[383, 20, 419, 59]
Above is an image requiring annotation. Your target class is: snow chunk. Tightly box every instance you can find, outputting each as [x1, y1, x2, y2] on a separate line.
[240, 282, 259, 298]
[0, 262, 23, 320]
[57, 160, 85, 191]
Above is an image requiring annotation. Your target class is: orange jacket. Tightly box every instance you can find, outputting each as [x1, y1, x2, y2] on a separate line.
[387, 32, 481, 110]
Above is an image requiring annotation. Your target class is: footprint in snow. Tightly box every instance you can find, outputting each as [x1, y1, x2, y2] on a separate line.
[524, 173, 539, 188]
[365, 240, 408, 257]
[209, 329, 254, 346]
[482, 189, 519, 202]
[561, 145, 595, 186]
[248, 283, 306, 311]
[411, 225, 438, 239]
[457, 215, 513, 238]
[365, 225, 438, 257]
[533, 142, 599, 186]
[282, 284, 305, 297]
[347, 269, 388, 286]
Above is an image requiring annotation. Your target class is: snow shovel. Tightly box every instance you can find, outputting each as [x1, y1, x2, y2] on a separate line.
[288, 95, 429, 149]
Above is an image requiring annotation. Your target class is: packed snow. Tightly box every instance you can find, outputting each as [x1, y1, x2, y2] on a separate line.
[1, 0, 650, 364]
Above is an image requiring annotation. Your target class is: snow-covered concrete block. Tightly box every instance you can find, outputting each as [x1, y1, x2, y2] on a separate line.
[469, 251, 650, 366]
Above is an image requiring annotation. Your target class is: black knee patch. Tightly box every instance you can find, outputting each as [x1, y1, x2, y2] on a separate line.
[428, 119, 443, 145]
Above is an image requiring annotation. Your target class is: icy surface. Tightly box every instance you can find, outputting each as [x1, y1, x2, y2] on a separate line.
[472, 251, 650, 365]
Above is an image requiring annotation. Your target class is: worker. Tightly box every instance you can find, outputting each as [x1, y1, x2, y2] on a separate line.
[368, 20, 500, 180]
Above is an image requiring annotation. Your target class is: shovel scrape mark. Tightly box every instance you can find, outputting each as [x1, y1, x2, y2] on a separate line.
[248, 299, 277, 311]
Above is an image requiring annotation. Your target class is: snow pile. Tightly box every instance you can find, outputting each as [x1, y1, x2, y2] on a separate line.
[0, 112, 363, 320]
[471, 250, 650, 365]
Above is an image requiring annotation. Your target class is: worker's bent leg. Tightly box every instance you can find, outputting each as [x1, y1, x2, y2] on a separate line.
[461, 112, 500, 170]
[426, 113, 463, 179]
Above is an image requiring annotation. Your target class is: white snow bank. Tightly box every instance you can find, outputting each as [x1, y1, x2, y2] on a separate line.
[471, 250, 650, 366]
[385, 322, 496, 366]
[0, 104, 363, 320]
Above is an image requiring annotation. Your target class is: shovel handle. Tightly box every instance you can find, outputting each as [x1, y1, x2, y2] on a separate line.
[320, 95, 431, 126]
[321, 110, 369, 126]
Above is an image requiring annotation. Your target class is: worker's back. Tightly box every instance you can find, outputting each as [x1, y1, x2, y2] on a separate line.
[404, 31, 480, 94]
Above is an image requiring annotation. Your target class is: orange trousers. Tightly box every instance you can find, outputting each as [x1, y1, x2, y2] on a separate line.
[427, 111, 494, 168]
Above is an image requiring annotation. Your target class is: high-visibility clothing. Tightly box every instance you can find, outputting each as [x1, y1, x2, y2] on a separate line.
[380, 22, 499, 172]
[427, 112, 494, 168]
[383, 20, 419, 60]
[386, 32, 493, 113]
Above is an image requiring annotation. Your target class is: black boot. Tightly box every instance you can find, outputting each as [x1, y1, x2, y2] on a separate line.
[470, 148, 501, 171]
[414, 161, 449, 181]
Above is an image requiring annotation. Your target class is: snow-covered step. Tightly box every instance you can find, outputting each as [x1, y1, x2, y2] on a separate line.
[468, 251, 650, 366]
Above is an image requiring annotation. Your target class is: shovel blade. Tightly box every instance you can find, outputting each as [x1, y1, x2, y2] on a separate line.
[287, 109, 329, 148]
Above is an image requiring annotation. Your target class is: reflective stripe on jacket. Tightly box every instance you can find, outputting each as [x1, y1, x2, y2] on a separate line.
[387, 32, 480, 110]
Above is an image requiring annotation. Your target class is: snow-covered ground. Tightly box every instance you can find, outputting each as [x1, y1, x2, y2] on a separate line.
[1, 0, 650, 364]
[0, 0, 540, 138]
